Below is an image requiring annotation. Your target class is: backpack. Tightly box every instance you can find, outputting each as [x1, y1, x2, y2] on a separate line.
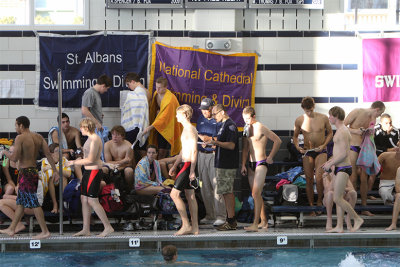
[157, 191, 177, 214]
[63, 178, 82, 217]
[276, 184, 299, 206]
[237, 196, 254, 223]
[107, 169, 130, 208]
[156, 189, 206, 222]
[99, 183, 124, 213]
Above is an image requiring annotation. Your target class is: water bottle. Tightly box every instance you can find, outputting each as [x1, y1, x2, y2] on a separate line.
[2, 157, 8, 167]
[243, 124, 250, 137]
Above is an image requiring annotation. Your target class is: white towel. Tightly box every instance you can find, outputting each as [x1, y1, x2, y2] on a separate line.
[48, 126, 68, 149]
[121, 87, 149, 146]
[0, 79, 25, 98]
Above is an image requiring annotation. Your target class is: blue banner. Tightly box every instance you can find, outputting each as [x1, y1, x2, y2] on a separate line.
[38, 32, 149, 108]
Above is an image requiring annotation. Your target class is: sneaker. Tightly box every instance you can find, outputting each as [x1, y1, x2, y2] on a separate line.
[123, 222, 134, 231]
[200, 218, 214, 224]
[216, 220, 237, 231]
[213, 219, 225, 226]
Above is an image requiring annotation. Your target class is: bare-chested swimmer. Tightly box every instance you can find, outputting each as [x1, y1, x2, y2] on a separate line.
[169, 104, 199, 235]
[344, 101, 385, 216]
[0, 116, 59, 239]
[322, 106, 364, 233]
[293, 97, 333, 215]
[241, 106, 282, 231]
[66, 118, 114, 237]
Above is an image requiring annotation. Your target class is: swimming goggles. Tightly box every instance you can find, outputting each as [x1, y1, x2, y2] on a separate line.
[190, 177, 200, 190]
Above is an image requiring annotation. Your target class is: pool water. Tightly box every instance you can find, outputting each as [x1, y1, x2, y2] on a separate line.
[0, 247, 400, 267]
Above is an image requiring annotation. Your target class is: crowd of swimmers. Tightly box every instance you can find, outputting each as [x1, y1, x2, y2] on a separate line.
[0, 73, 398, 239]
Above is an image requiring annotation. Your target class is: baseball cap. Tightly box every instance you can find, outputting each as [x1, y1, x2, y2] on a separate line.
[199, 98, 214, 110]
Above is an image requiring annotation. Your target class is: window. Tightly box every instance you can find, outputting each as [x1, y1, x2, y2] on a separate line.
[0, 0, 88, 29]
[348, 0, 388, 9]
[35, 0, 84, 25]
[0, 0, 30, 25]
[344, 0, 398, 30]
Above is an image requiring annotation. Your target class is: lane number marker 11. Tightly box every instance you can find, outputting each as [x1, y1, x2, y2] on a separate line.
[129, 238, 140, 248]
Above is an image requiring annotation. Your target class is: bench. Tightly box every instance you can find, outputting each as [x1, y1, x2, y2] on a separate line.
[271, 205, 325, 227]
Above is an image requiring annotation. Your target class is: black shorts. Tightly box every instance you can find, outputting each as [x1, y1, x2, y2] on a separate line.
[350, 145, 361, 154]
[305, 149, 327, 159]
[157, 132, 171, 150]
[249, 159, 268, 172]
[334, 166, 352, 176]
[81, 169, 103, 198]
[126, 127, 148, 150]
[174, 162, 191, 191]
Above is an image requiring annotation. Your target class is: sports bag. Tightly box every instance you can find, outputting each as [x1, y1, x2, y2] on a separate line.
[99, 183, 124, 213]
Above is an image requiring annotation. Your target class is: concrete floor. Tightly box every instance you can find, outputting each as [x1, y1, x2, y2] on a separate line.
[1, 218, 399, 252]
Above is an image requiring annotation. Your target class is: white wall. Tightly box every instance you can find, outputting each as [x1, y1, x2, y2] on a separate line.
[1, 0, 399, 139]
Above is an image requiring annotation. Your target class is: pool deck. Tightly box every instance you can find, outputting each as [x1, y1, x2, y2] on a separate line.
[1, 222, 400, 252]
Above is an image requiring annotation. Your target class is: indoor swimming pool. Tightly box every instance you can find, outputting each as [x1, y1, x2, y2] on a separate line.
[1, 247, 400, 266]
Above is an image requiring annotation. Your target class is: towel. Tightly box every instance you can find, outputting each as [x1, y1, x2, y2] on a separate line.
[39, 157, 71, 189]
[0, 138, 13, 146]
[121, 87, 149, 147]
[292, 176, 307, 189]
[357, 127, 381, 175]
[276, 179, 291, 190]
[276, 166, 303, 182]
[134, 156, 163, 190]
[48, 127, 68, 149]
[149, 89, 182, 156]
[95, 126, 109, 162]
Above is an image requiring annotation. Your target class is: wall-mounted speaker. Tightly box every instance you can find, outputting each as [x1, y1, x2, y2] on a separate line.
[205, 39, 231, 51]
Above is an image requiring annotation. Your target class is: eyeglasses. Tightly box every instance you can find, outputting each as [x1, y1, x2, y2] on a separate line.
[212, 110, 222, 116]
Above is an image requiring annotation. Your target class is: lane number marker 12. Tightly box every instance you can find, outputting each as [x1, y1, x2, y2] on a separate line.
[30, 240, 41, 249]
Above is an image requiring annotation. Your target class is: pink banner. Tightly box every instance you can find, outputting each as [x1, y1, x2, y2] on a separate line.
[363, 38, 400, 102]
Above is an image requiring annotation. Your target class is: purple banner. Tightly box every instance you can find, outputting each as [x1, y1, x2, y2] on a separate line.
[149, 42, 257, 127]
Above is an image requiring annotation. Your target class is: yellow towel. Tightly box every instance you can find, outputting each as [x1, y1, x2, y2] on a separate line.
[149, 89, 182, 156]
[0, 138, 13, 146]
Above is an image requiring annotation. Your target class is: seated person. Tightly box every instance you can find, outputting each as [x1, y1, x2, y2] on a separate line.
[323, 171, 356, 231]
[39, 143, 72, 191]
[374, 113, 399, 156]
[369, 114, 400, 199]
[159, 155, 179, 180]
[102, 126, 134, 191]
[1, 145, 18, 197]
[48, 113, 83, 179]
[386, 165, 400, 231]
[377, 150, 400, 205]
[135, 145, 166, 195]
